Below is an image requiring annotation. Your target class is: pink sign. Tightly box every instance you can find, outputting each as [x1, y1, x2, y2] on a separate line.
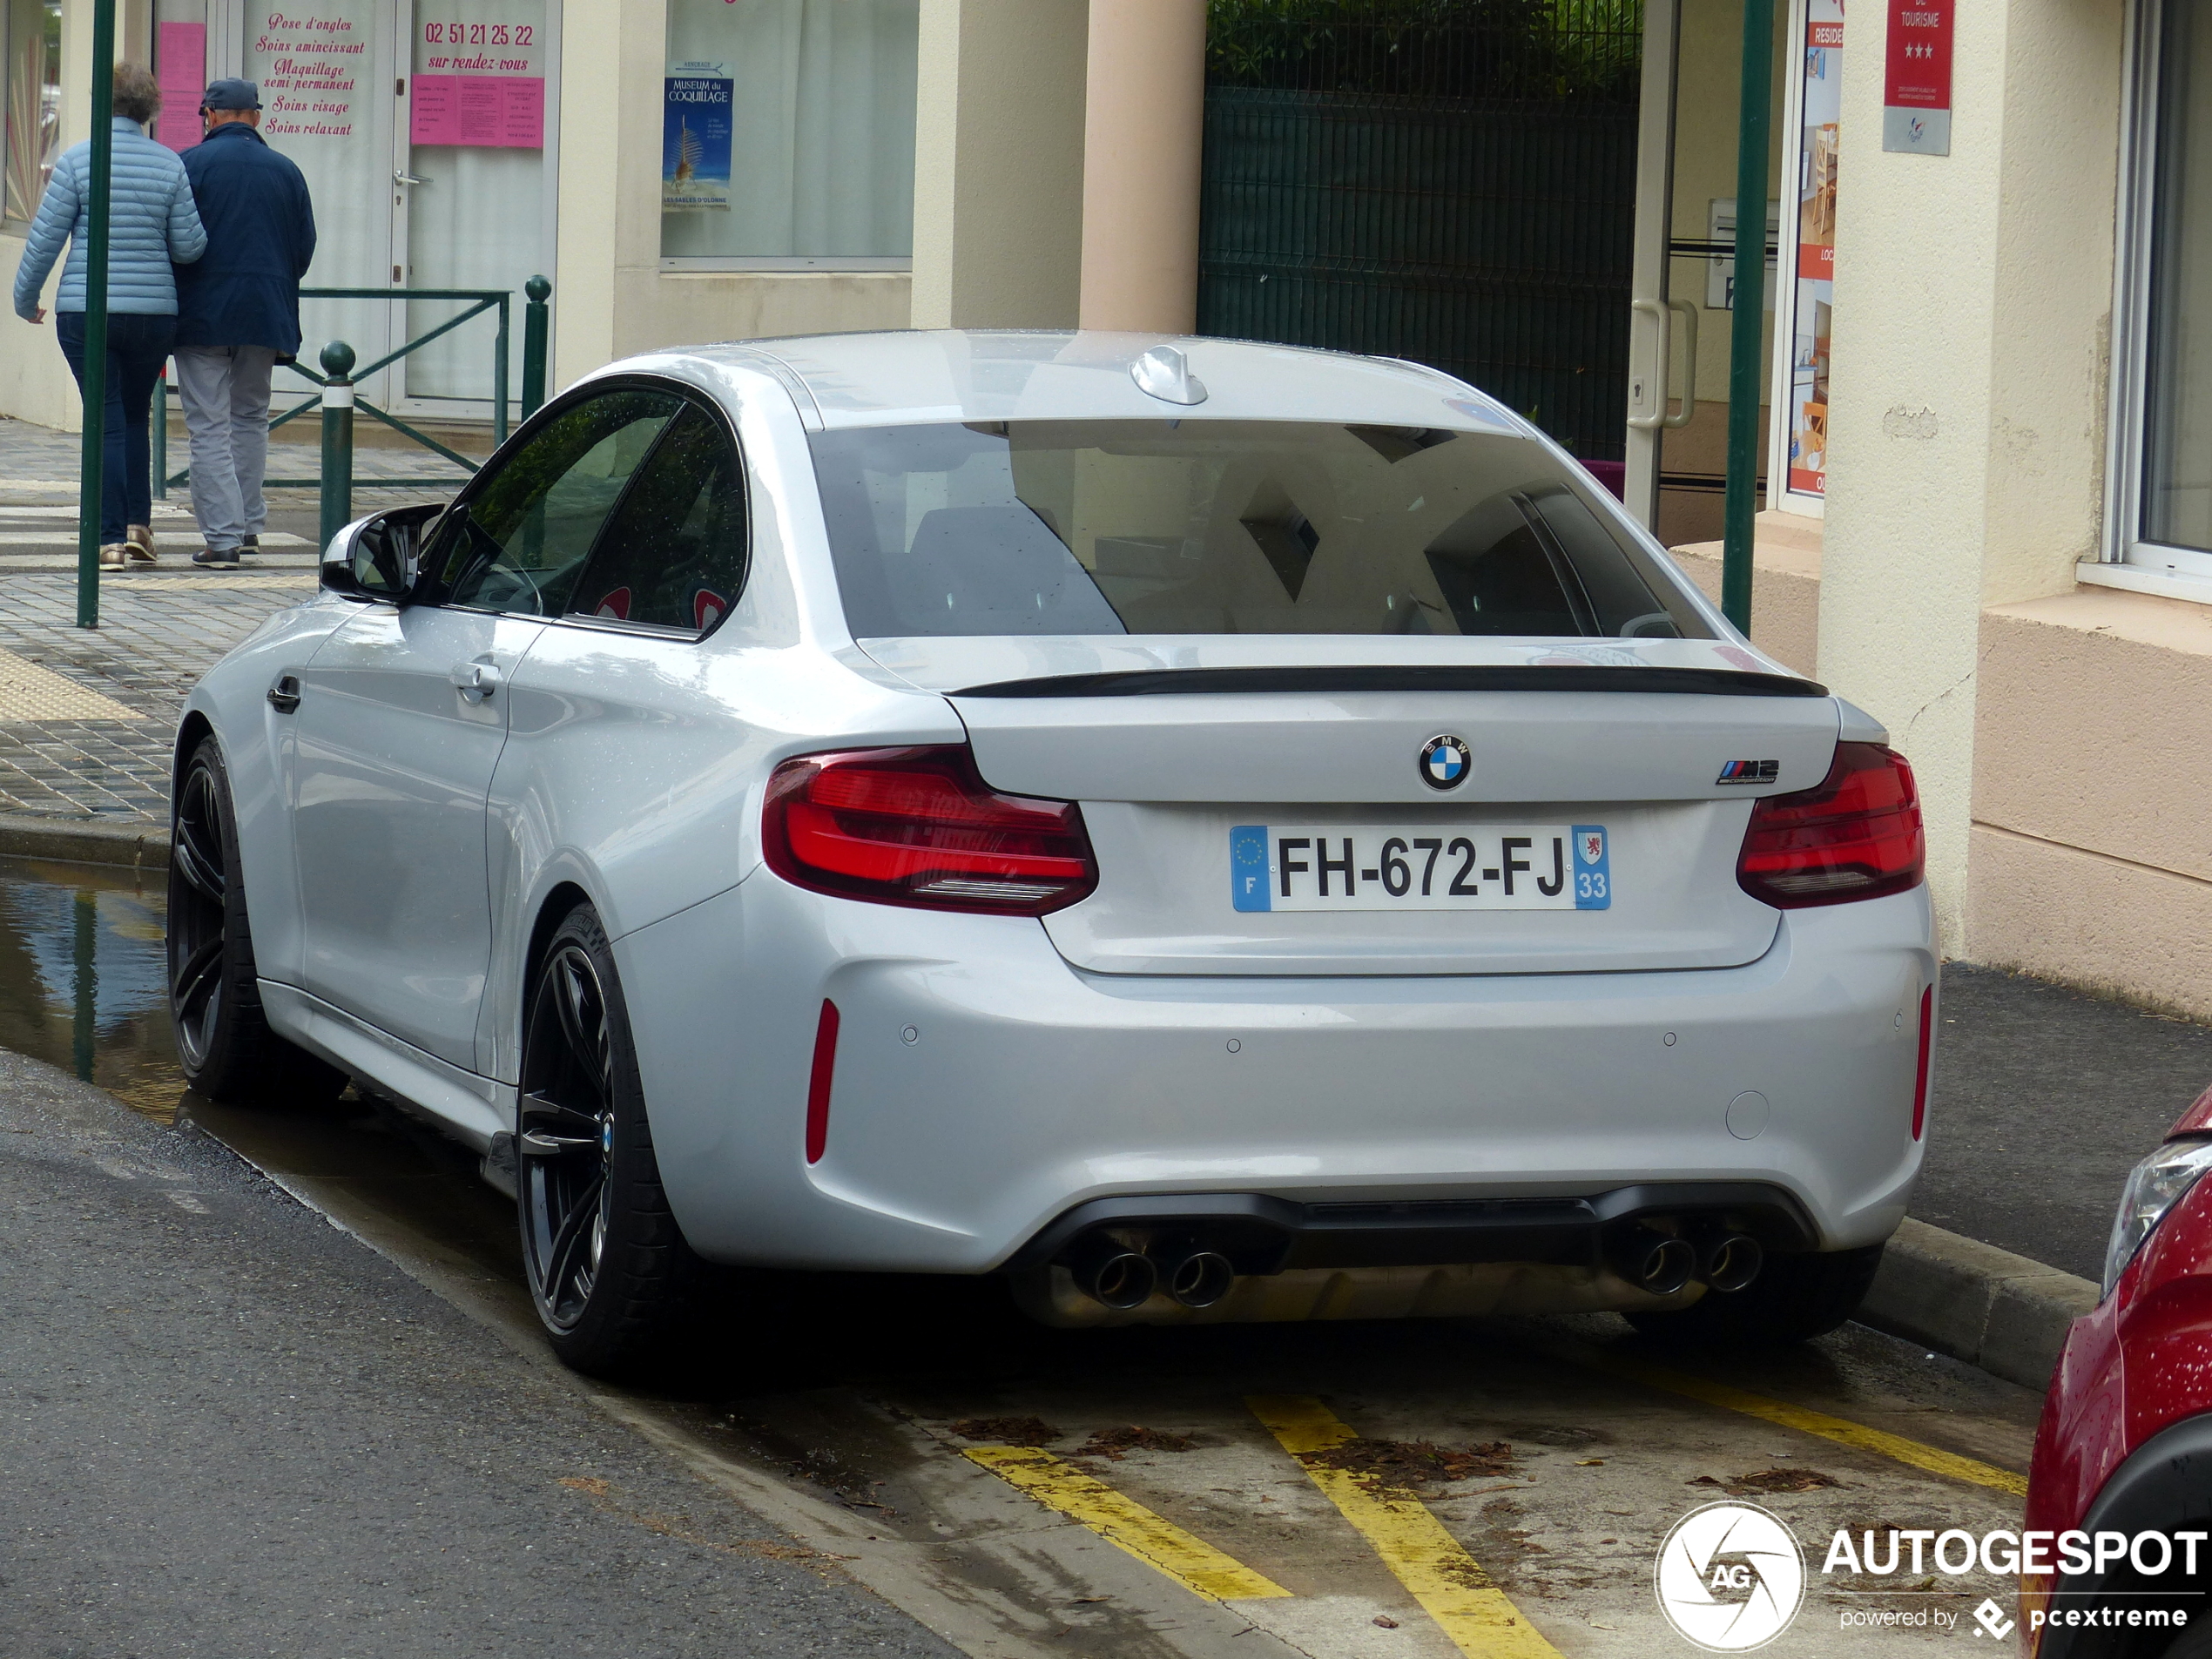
[155, 22, 206, 152]
[409, 73, 543, 148]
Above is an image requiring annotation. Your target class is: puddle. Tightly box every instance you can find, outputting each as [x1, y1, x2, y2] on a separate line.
[0, 855, 185, 1120]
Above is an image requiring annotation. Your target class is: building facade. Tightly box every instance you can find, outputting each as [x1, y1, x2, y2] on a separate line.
[3, 0, 2208, 1019]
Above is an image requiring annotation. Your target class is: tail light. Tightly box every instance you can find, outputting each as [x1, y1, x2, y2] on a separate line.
[763, 745, 1096, 915]
[1737, 742, 1925, 908]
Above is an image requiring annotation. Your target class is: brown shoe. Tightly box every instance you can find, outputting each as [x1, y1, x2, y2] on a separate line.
[124, 523, 157, 564]
[98, 543, 129, 570]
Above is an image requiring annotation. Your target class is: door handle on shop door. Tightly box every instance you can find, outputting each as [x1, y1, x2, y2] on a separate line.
[451, 661, 501, 701]
[266, 673, 301, 713]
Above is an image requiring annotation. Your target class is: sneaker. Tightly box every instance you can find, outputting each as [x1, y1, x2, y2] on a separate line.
[98, 543, 128, 570]
[240, 533, 258, 549]
[192, 547, 241, 570]
[125, 523, 154, 562]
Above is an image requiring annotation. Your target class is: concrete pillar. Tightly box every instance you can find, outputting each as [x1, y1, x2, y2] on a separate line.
[1078, 0, 1204, 334]
[550, 0, 667, 394]
[1816, 0, 2124, 948]
[910, 0, 1089, 331]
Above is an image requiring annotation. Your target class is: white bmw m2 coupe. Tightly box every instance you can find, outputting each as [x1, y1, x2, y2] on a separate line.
[167, 331, 1932, 1374]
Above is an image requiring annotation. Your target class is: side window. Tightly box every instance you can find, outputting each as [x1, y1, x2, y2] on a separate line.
[428, 388, 685, 616]
[567, 402, 747, 633]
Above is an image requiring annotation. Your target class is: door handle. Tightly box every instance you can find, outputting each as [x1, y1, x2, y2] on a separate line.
[451, 660, 502, 701]
[394, 169, 429, 187]
[1627, 297, 1700, 431]
[266, 672, 301, 713]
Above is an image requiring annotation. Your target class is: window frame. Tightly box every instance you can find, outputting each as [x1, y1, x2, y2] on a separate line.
[656, 0, 919, 270]
[2103, 0, 2212, 596]
[416, 372, 752, 641]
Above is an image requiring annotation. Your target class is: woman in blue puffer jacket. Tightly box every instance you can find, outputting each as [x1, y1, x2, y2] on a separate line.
[11, 64, 206, 569]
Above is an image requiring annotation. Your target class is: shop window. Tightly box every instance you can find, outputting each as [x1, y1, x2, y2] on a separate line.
[3, 0, 61, 226]
[660, 0, 917, 269]
[2114, 0, 2212, 587]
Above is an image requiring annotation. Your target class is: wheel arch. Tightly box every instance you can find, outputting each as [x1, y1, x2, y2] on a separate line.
[172, 709, 216, 800]
[2040, 1411, 2212, 1659]
[524, 880, 597, 994]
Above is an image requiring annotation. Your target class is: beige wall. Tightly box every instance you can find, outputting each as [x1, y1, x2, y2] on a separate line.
[910, 0, 1089, 330]
[1669, 511, 1823, 679]
[1967, 589, 2212, 1020]
[1817, 0, 2125, 948]
[549, 0, 912, 397]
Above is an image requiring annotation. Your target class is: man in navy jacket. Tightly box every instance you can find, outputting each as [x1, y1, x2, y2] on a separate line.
[174, 80, 315, 570]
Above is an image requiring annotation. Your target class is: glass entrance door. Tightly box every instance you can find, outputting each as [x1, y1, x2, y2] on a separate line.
[239, 0, 402, 408]
[397, 0, 556, 414]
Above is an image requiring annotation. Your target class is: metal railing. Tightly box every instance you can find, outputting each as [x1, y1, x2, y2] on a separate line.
[153, 275, 551, 499]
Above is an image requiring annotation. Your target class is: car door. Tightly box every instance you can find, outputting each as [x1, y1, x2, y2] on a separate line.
[481, 392, 752, 1084]
[290, 385, 689, 1068]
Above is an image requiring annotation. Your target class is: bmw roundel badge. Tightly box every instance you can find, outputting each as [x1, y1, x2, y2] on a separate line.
[1418, 734, 1473, 791]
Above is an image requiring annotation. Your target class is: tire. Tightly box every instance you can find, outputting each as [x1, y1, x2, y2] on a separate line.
[516, 904, 699, 1377]
[1624, 1242, 1886, 1348]
[166, 736, 348, 1106]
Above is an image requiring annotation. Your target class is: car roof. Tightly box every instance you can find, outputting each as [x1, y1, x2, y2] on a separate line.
[663, 329, 1528, 435]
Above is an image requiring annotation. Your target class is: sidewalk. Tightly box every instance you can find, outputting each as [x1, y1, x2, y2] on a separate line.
[0, 415, 463, 819]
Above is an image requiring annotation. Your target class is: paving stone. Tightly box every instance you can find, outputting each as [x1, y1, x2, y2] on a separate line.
[0, 415, 463, 826]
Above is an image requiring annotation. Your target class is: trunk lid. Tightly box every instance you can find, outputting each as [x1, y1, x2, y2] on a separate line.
[867, 637, 1839, 977]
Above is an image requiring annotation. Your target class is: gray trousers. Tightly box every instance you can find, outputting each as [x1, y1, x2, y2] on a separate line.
[175, 345, 279, 554]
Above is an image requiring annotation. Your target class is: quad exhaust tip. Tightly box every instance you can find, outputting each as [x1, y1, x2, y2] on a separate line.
[1067, 1235, 1238, 1309]
[1158, 1245, 1237, 1309]
[1617, 1228, 1698, 1298]
[1701, 1232, 1764, 1293]
[1069, 1235, 1157, 1311]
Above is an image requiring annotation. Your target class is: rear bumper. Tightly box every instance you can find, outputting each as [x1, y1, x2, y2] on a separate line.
[1009, 1181, 1817, 1275]
[615, 874, 1933, 1274]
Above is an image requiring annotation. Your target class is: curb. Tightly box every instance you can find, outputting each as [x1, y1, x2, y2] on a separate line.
[1859, 1216, 2100, 1394]
[0, 812, 169, 870]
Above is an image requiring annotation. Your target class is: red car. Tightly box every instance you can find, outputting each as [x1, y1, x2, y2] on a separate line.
[2024, 1083, 2212, 1658]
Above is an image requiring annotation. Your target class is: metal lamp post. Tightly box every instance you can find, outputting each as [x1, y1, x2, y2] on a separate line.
[75, 0, 118, 630]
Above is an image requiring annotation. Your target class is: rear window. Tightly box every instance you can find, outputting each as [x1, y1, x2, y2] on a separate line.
[808, 420, 1711, 640]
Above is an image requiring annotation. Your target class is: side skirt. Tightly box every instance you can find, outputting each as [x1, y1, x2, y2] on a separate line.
[259, 979, 516, 1151]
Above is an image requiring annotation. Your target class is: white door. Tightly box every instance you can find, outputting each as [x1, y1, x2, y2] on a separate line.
[395, 0, 558, 419]
[235, 0, 404, 408]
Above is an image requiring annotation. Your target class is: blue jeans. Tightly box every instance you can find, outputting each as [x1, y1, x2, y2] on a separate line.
[56, 311, 177, 545]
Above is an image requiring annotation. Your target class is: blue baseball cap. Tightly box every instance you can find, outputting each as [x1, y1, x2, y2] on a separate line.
[201, 78, 260, 111]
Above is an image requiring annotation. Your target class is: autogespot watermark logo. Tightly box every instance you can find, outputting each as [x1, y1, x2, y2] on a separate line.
[1656, 1502, 1807, 1651]
[1656, 1505, 2208, 1647]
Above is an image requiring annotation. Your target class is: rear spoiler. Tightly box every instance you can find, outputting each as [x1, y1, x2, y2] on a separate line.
[953, 665, 1828, 698]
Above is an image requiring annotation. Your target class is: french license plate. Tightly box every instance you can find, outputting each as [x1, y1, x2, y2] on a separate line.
[1230, 825, 1611, 912]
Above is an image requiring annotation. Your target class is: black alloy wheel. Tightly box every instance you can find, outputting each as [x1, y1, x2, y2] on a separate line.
[516, 905, 697, 1375]
[166, 736, 345, 1105]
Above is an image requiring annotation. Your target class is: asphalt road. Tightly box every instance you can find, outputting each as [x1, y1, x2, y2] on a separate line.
[1915, 963, 2212, 1280]
[0, 1047, 959, 1659]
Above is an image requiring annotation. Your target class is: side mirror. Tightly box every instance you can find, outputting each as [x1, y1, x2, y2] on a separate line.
[320, 503, 444, 601]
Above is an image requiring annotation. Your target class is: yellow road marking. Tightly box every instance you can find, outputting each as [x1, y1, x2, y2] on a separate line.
[1248, 1395, 1565, 1659]
[961, 1445, 1291, 1602]
[1583, 1351, 2029, 1497]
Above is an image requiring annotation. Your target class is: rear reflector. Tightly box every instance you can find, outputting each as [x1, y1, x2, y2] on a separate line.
[1912, 985, 1933, 1141]
[764, 745, 1097, 915]
[1737, 742, 1925, 908]
[806, 1000, 839, 1164]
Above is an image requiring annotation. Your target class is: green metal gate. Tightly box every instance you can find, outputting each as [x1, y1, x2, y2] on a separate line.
[1199, 1, 1642, 462]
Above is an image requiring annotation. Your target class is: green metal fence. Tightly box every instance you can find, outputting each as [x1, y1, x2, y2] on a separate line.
[155, 279, 550, 495]
[1199, 1, 1642, 462]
